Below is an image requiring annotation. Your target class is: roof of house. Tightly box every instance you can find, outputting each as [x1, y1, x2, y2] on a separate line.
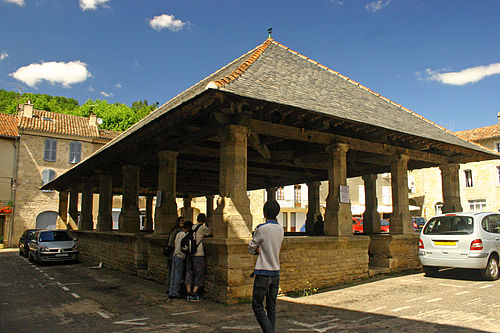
[17, 109, 119, 140]
[0, 113, 19, 138]
[101, 38, 496, 157]
[455, 124, 500, 142]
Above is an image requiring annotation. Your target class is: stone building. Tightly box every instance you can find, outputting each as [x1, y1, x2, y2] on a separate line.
[2, 101, 119, 247]
[43, 38, 499, 303]
[410, 113, 500, 219]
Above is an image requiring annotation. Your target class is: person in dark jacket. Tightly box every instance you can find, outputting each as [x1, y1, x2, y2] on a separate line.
[312, 214, 325, 236]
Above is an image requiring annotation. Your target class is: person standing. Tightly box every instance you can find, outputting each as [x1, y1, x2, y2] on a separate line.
[312, 214, 325, 236]
[185, 213, 213, 301]
[168, 221, 192, 299]
[248, 200, 284, 333]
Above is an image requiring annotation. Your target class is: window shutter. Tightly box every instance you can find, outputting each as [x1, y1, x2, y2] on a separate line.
[69, 141, 82, 164]
[41, 169, 56, 186]
[44, 139, 57, 161]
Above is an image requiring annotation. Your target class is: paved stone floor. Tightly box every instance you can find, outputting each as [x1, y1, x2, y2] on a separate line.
[1, 248, 498, 332]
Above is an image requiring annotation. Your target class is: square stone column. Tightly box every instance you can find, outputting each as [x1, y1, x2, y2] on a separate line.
[68, 190, 79, 230]
[57, 191, 69, 229]
[206, 195, 214, 224]
[80, 183, 93, 231]
[144, 195, 154, 231]
[324, 143, 352, 236]
[182, 197, 194, 221]
[97, 174, 113, 231]
[306, 182, 321, 234]
[362, 174, 380, 234]
[390, 154, 411, 234]
[154, 151, 178, 234]
[119, 165, 140, 233]
[213, 125, 252, 238]
[439, 163, 463, 213]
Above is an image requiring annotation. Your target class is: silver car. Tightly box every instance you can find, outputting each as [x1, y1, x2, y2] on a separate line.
[419, 212, 500, 280]
[28, 230, 79, 265]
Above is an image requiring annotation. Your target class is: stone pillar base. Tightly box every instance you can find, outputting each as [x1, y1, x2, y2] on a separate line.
[369, 234, 421, 271]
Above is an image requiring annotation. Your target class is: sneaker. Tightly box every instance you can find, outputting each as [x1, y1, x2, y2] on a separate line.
[190, 292, 200, 301]
[186, 292, 193, 301]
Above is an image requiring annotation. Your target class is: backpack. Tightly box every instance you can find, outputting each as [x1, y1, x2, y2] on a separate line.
[181, 224, 202, 256]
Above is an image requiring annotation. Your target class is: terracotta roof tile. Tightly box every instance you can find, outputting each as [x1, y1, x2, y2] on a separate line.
[0, 113, 19, 138]
[455, 124, 500, 142]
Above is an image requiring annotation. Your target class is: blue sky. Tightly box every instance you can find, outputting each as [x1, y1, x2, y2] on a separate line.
[0, 0, 499, 131]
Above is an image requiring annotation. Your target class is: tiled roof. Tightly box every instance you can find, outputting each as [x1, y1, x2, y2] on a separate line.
[455, 124, 500, 142]
[18, 109, 119, 140]
[0, 113, 19, 138]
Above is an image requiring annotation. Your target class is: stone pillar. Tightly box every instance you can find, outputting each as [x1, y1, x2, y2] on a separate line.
[97, 174, 113, 231]
[119, 165, 140, 233]
[80, 183, 93, 231]
[57, 191, 69, 229]
[154, 151, 178, 234]
[266, 187, 277, 201]
[362, 174, 380, 234]
[68, 190, 79, 230]
[305, 182, 321, 234]
[144, 195, 154, 231]
[182, 197, 194, 221]
[324, 143, 352, 236]
[213, 125, 252, 238]
[439, 163, 463, 213]
[206, 195, 214, 224]
[390, 154, 411, 234]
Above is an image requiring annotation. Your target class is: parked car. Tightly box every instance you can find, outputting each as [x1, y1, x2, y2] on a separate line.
[412, 217, 426, 232]
[18, 229, 40, 257]
[419, 212, 500, 280]
[28, 230, 78, 265]
[352, 218, 390, 234]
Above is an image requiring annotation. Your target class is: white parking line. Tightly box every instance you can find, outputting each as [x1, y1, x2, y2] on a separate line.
[171, 310, 200, 316]
[49, 277, 54, 280]
[405, 296, 424, 303]
[465, 298, 481, 305]
[455, 291, 469, 295]
[97, 311, 111, 319]
[71, 293, 80, 299]
[62, 287, 70, 291]
[368, 306, 386, 312]
[220, 325, 260, 330]
[439, 283, 465, 288]
[480, 284, 494, 289]
[426, 298, 443, 303]
[391, 306, 412, 312]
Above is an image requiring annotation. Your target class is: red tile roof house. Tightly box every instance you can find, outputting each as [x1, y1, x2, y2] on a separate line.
[1, 101, 119, 247]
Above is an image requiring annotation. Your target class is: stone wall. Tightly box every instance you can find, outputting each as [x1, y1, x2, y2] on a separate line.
[369, 234, 420, 271]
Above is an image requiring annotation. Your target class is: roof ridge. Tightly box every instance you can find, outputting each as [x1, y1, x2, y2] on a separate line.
[268, 39, 465, 142]
[206, 38, 273, 89]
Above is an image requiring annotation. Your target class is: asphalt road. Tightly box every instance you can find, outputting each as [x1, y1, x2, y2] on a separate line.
[1, 248, 498, 332]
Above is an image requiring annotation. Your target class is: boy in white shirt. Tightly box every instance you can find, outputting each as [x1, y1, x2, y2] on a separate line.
[168, 221, 192, 299]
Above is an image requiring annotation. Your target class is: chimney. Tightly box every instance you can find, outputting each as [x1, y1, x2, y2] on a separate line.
[89, 113, 97, 127]
[20, 99, 33, 118]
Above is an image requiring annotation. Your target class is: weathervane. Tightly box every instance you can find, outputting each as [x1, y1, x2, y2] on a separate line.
[267, 27, 272, 39]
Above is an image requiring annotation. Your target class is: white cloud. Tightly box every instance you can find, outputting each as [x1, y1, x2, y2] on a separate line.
[331, 0, 343, 5]
[365, 0, 390, 12]
[100, 91, 113, 97]
[10, 61, 91, 88]
[79, 0, 109, 11]
[424, 63, 500, 86]
[88, 85, 95, 92]
[0, 51, 8, 61]
[114, 83, 122, 88]
[149, 14, 186, 32]
[2, 0, 25, 6]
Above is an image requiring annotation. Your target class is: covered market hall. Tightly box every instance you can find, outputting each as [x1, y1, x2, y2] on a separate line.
[43, 38, 499, 303]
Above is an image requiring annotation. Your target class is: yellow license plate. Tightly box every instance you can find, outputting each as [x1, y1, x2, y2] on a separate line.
[434, 241, 456, 246]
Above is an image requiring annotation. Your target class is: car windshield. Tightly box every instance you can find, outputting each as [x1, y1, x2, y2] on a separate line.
[381, 220, 389, 226]
[39, 231, 73, 242]
[423, 216, 474, 235]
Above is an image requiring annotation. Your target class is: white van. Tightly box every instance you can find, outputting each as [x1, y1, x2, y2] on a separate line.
[419, 212, 500, 280]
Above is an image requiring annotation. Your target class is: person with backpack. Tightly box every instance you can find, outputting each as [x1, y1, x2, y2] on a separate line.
[184, 213, 213, 301]
[168, 221, 192, 299]
[248, 200, 284, 333]
[164, 216, 184, 257]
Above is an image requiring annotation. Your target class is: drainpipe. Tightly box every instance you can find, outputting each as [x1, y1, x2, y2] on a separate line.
[7, 136, 20, 248]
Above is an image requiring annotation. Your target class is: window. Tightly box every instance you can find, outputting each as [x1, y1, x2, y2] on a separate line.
[43, 139, 57, 161]
[282, 212, 288, 231]
[435, 202, 443, 216]
[464, 169, 473, 187]
[497, 166, 500, 186]
[469, 199, 486, 212]
[276, 187, 285, 200]
[69, 141, 82, 164]
[41, 169, 56, 192]
[358, 185, 365, 205]
[482, 214, 500, 234]
[290, 212, 297, 231]
[496, 142, 500, 152]
[294, 185, 301, 207]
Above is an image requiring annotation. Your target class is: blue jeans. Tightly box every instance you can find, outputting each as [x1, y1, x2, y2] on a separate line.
[169, 256, 185, 297]
[252, 275, 280, 333]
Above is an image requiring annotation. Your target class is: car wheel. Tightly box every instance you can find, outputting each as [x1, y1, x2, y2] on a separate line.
[423, 265, 439, 277]
[482, 255, 499, 281]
